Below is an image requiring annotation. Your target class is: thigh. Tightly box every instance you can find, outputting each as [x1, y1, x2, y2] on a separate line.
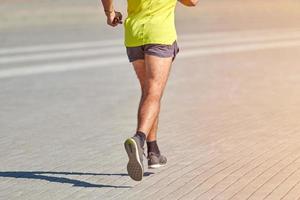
[144, 54, 173, 98]
[132, 60, 147, 94]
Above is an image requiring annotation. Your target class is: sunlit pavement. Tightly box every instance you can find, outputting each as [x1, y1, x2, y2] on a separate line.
[1, 1, 300, 199]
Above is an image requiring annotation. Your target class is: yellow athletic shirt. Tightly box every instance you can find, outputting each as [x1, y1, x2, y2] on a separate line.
[124, 0, 177, 47]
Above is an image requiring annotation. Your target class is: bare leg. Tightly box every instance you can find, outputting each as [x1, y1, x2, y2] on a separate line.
[132, 60, 160, 141]
[136, 55, 173, 137]
[125, 56, 172, 179]
[147, 116, 159, 142]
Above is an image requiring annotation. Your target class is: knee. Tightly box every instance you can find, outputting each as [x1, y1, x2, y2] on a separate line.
[142, 83, 164, 102]
[144, 92, 162, 103]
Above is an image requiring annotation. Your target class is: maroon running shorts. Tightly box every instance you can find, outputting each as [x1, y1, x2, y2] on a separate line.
[126, 40, 180, 63]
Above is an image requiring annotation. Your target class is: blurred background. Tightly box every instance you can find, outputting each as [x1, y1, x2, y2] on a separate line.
[1, 0, 300, 46]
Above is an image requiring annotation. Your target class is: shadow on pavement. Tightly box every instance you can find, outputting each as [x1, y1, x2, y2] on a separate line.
[0, 171, 154, 188]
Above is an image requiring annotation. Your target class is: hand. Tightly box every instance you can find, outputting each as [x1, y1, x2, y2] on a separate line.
[106, 10, 123, 27]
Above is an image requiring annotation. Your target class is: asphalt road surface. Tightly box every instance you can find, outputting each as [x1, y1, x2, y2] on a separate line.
[1, 0, 300, 199]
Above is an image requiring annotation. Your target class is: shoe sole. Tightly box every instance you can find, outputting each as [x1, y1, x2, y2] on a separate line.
[148, 163, 166, 169]
[124, 138, 144, 181]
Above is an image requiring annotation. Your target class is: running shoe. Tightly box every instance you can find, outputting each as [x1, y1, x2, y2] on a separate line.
[124, 136, 144, 181]
[147, 152, 167, 169]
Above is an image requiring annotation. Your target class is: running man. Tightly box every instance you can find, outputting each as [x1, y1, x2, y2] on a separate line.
[101, 0, 198, 181]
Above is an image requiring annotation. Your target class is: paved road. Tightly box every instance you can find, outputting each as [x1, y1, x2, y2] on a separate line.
[1, 1, 300, 200]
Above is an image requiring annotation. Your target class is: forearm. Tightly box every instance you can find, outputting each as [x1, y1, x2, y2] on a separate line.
[101, 0, 114, 14]
[178, 0, 198, 7]
[101, 0, 122, 27]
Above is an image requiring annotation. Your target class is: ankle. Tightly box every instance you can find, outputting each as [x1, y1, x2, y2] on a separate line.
[147, 140, 160, 155]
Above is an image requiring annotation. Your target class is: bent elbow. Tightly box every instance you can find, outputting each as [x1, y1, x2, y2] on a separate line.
[190, 0, 199, 6]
